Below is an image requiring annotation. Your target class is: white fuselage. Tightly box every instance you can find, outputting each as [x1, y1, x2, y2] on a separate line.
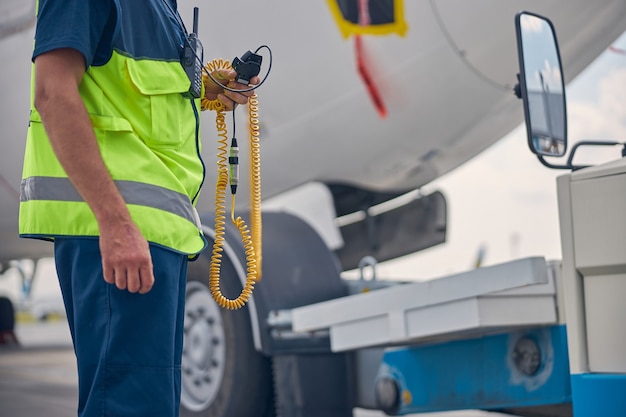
[1, 0, 625, 265]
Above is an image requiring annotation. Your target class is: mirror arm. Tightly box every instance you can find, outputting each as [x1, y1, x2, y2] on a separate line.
[536, 155, 579, 170]
[567, 141, 624, 166]
[537, 141, 625, 171]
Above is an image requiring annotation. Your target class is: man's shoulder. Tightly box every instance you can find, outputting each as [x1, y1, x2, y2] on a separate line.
[34, 0, 118, 67]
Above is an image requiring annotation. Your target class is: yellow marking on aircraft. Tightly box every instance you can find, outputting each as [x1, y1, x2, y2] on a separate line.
[326, 0, 408, 38]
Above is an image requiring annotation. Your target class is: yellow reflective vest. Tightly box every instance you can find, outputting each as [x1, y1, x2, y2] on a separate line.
[20, 6, 207, 255]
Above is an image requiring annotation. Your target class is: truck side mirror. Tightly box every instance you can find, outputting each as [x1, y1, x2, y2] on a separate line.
[515, 12, 567, 158]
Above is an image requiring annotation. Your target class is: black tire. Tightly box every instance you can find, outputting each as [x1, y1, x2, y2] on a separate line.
[0, 296, 15, 332]
[180, 253, 275, 417]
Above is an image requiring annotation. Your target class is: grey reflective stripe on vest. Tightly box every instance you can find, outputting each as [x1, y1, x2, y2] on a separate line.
[21, 176, 197, 225]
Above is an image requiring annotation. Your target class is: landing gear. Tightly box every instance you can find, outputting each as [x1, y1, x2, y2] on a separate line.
[179, 254, 274, 417]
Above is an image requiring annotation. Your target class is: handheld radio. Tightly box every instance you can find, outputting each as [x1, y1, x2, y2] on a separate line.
[182, 7, 203, 98]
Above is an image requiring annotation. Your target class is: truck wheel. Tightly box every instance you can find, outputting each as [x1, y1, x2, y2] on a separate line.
[0, 296, 15, 332]
[180, 256, 275, 417]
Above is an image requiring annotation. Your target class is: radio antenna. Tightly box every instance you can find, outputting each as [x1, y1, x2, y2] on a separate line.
[192, 7, 199, 35]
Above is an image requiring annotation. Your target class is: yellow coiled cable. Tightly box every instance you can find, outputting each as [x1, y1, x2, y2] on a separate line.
[201, 59, 262, 310]
[248, 93, 262, 280]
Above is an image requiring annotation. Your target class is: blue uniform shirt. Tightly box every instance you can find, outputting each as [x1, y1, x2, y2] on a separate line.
[33, 0, 186, 67]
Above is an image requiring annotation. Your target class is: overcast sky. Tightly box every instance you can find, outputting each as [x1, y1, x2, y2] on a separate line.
[375, 30, 626, 281]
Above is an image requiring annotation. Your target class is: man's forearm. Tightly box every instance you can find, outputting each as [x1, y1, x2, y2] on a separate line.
[34, 49, 131, 228]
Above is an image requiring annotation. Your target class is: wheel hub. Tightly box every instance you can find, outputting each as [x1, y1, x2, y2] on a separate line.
[180, 281, 226, 412]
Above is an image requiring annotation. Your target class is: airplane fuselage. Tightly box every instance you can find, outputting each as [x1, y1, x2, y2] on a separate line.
[1, 0, 625, 266]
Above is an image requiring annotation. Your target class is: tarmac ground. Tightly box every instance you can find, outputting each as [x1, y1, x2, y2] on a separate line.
[0, 320, 512, 417]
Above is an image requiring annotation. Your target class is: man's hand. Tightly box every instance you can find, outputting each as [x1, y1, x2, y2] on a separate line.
[204, 68, 260, 111]
[100, 220, 154, 294]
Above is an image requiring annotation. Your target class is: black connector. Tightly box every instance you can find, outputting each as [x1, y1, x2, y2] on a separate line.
[232, 51, 262, 84]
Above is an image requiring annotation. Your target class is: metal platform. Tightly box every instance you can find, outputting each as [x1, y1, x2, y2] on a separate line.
[292, 257, 559, 352]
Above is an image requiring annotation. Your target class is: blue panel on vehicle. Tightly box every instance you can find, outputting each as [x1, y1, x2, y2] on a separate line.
[378, 325, 571, 414]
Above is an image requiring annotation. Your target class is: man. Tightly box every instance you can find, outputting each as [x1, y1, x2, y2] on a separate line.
[19, 1, 259, 416]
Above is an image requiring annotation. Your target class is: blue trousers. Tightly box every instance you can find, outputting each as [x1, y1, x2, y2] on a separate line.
[54, 238, 188, 417]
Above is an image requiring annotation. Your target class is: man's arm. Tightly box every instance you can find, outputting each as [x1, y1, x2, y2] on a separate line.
[34, 48, 154, 294]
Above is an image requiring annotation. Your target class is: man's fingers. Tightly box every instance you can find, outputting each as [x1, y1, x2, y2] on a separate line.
[219, 84, 252, 110]
[138, 265, 155, 294]
[104, 266, 154, 294]
[217, 94, 231, 110]
[126, 268, 141, 293]
[114, 268, 127, 291]
[215, 69, 236, 82]
[106, 266, 154, 294]
[228, 90, 251, 105]
[103, 263, 115, 284]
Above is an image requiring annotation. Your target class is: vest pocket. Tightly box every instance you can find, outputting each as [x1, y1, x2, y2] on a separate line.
[125, 59, 192, 149]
